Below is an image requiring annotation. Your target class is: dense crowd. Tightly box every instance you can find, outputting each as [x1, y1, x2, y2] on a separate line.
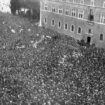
[0, 12, 105, 105]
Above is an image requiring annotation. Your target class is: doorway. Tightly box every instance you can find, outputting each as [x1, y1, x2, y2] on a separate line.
[87, 36, 91, 44]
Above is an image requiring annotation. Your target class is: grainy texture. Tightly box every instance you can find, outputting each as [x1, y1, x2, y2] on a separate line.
[0, 12, 105, 105]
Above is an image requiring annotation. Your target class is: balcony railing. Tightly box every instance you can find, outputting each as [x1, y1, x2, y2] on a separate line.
[88, 14, 94, 21]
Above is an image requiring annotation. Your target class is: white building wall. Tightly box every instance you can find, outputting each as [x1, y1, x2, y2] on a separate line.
[0, 0, 11, 13]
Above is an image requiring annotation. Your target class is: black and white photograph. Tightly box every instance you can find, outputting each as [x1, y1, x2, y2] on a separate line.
[0, 0, 105, 105]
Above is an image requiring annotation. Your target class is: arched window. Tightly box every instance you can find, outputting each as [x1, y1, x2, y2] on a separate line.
[100, 34, 103, 40]
[58, 21, 61, 28]
[71, 25, 75, 32]
[64, 23, 68, 30]
[78, 27, 82, 34]
[51, 19, 55, 26]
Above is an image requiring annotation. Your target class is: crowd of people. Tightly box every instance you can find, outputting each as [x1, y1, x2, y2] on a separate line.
[0, 12, 105, 105]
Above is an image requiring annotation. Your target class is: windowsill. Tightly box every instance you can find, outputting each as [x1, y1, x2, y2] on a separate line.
[78, 17, 84, 19]
[64, 29, 68, 31]
[77, 33, 82, 35]
[58, 27, 61, 29]
[70, 31, 74, 33]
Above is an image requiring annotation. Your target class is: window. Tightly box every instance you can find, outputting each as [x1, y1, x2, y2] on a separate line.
[65, 9, 69, 15]
[87, 37, 91, 44]
[90, 0, 94, 6]
[44, 18, 47, 24]
[88, 15, 94, 21]
[100, 16, 105, 23]
[64, 23, 68, 30]
[88, 9, 94, 21]
[71, 9, 76, 17]
[100, 16, 104, 23]
[58, 21, 61, 28]
[88, 29, 92, 34]
[103, 2, 105, 8]
[88, 29, 93, 35]
[77, 27, 82, 34]
[78, 10, 84, 19]
[52, 7, 56, 12]
[59, 8, 63, 14]
[51, 19, 55, 26]
[70, 25, 75, 32]
[100, 34, 103, 40]
[44, 4, 48, 10]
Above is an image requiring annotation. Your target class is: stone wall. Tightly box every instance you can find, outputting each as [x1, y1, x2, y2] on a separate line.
[40, 0, 105, 48]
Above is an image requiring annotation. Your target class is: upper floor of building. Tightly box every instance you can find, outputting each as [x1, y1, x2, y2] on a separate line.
[40, 0, 105, 25]
[43, 0, 105, 8]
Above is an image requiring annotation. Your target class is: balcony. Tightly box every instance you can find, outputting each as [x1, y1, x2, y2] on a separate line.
[87, 13, 94, 25]
[87, 9, 94, 25]
[88, 14, 94, 21]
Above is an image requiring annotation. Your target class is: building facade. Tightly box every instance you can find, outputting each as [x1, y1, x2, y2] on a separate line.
[40, 0, 105, 48]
